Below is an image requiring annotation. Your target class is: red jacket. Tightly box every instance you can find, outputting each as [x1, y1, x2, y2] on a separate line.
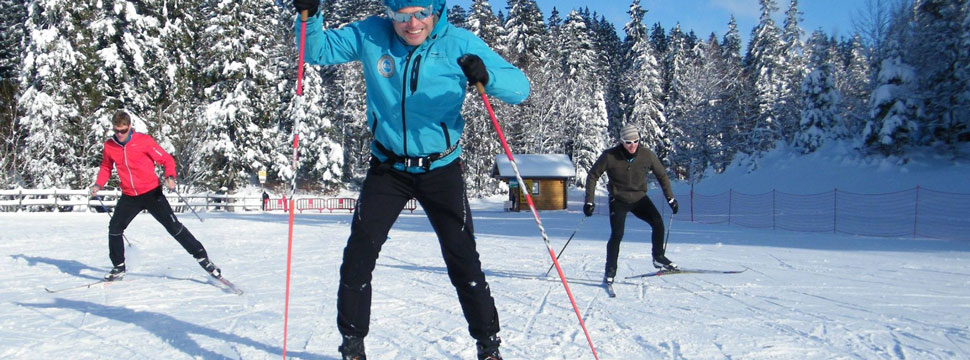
[96, 132, 176, 196]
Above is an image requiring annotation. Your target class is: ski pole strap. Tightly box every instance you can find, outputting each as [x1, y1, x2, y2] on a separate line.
[373, 140, 459, 171]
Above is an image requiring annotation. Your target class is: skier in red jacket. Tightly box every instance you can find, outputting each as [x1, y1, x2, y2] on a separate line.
[89, 110, 221, 281]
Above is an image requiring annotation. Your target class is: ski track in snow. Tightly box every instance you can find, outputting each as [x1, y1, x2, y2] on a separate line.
[3, 208, 970, 359]
[520, 282, 553, 338]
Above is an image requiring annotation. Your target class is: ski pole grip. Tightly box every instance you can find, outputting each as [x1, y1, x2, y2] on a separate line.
[300, 9, 308, 22]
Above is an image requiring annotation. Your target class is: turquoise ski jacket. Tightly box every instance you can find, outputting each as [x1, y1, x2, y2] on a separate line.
[295, 7, 530, 172]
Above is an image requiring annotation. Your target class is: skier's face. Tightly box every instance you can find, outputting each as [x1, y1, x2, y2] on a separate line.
[622, 138, 639, 154]
[390, 6, 436, 46]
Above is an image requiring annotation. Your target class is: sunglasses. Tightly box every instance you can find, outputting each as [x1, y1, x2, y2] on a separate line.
[386, 5, 433, 23]
[113, 127, 131, 134]
[622, 139, 639, 145]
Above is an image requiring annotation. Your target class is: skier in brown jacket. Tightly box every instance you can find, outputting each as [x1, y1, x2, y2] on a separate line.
[584, 124, 679, 284]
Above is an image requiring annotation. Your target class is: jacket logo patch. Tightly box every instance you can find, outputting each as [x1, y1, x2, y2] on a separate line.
[377, 55, 395, 78]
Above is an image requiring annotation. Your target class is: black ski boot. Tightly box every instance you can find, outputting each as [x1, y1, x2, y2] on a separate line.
[338, 335, 366, 360]
[104, 263, 126, 281]
[476, 335, 502, 360]
[604, 275, 614, 285]
[652, 255, 679, 271]
[197, 257, 222, 278]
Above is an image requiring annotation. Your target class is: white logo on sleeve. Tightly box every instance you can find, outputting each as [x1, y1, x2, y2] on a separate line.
[377, 55, 395, 78]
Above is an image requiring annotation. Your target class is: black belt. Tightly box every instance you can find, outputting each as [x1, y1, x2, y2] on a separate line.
[374, 140, 459, 170]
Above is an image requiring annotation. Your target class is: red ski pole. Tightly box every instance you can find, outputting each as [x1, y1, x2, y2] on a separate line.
[283, 9, 309, 360]
[475, 83, 600, 360]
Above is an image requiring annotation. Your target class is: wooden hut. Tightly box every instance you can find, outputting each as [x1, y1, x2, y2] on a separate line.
[491, 154, 575, 211]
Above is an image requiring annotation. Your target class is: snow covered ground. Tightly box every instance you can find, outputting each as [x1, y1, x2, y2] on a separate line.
[3, 143, 970, 359]
[3, 194, 970, 359]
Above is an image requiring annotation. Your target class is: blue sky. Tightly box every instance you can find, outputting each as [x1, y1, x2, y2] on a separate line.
[449, 0, 865, 44]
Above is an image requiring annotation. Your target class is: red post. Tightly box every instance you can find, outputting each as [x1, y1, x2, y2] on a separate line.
[283, 10, 310, 360]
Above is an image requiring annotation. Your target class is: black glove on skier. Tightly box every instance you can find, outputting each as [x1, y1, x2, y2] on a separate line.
[668, 198, 679, 214]
[583, 203, 595, 217]
[458, 54, 489, 86]
[293, 0, 319, 17]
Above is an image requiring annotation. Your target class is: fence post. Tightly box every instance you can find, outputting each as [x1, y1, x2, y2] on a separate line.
[913, 185, 920, 239]
[690, 183, 694, 223]
[833, 188, 838, 233]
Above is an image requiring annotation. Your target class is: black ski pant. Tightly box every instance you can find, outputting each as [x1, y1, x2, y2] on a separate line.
[604, 195, 665, 278]
[108, 186, 207, 266]
[337, 159, 499, 341]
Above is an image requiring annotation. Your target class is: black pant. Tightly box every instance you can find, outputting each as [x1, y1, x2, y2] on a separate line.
[605, 195, 665, 277]
[337, 159, 499, 341]
[108, 186, 207, 266]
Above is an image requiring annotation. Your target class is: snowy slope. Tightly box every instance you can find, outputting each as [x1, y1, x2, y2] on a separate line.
[3, 144, 970, 359]
[3, 201, 970, 359]
[683, 141, 970, 194]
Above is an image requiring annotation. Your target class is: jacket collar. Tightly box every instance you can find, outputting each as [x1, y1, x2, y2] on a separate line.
[428, 6, 448, 41]
[112, 131, 134, 146]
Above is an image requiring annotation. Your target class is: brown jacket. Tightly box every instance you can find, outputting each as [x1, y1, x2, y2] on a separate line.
[584, 145, 674, 205]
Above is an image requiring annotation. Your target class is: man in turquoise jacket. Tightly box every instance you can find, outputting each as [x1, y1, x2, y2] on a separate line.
[292, 0, 529, 359]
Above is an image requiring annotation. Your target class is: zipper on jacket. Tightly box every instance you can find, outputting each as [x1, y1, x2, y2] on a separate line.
[410, 55, 422, 94]
[122, 143, 138, 195]
[400, 49, 417, 157]
[439, 122, 451, 147]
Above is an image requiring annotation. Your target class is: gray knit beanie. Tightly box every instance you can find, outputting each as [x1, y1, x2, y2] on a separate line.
[619, 124, 639, 141]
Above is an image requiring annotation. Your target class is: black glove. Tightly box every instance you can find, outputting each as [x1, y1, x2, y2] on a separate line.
[668, 198, 679, 214]
[293, 0, 319, 17]
[458, 54, 489, 85]
[583, 203, 595, 217]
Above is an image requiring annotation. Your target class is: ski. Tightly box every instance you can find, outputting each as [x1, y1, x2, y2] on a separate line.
[625, 267, 748, 279]
[45, 274, 241, 295]
[44, 278, 125, 293]
[604, 282, 616, 298]
[210, 275, 243, 295]
[529, 275, 637, 287]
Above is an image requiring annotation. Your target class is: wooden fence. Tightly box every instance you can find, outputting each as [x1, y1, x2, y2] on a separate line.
[0, 189, 420, 214]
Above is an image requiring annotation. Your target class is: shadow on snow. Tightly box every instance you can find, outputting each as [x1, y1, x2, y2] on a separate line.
[10, 254, 105, 281]
[17, 298, 333, 360]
